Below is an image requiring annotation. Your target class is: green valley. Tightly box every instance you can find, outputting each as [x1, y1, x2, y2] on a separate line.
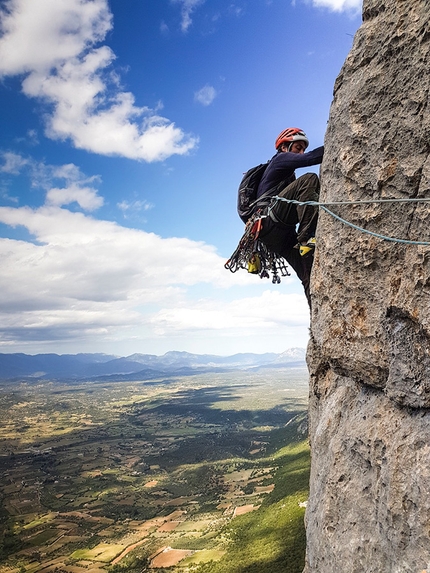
[0, 367, 310, 573]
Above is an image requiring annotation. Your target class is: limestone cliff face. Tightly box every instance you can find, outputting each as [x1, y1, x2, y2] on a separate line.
[305, 1, 430, 572]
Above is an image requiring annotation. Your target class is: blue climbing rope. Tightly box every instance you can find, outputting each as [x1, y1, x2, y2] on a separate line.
[269, 196, 430, 246]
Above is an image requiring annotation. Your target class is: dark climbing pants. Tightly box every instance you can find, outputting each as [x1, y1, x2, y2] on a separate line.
[258, 173, 320, 307]
[269, 172, 320, 244]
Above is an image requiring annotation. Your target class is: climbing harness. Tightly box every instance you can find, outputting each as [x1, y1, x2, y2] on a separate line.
[267, 196, 430, 246]
[224, 211, 290, 284]
[225, 195, 430, 284]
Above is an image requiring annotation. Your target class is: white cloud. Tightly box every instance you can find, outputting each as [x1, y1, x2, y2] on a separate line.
[0, 202, 268, 346]
[0, 152, 104, 211]
[160, 20, 170, 35]
[0, 151, 310, 352]
[150, 291, 309, 335]
[310, 0, 362, 11]
[45, 183, 104, 210]
[172, 0, 205, 33]
[0, 0, 198, 161]
[0, 152, 29, 174]
[194, 84, 217, 106]
[228, 5, 244, 17]
[117, 199, 154, 219]
[0, 155, 309, 351]
[14, 129, 40, 146]
[0, 0, 112, 75]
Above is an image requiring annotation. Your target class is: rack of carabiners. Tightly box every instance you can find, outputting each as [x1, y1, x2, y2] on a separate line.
[224, 212, 290, 284]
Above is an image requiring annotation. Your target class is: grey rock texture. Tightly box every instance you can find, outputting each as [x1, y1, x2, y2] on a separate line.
[305, 1, 430, 572]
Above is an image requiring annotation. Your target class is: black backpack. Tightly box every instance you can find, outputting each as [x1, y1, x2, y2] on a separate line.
[237, 162, 269, 223]
[237, 161, 291, 224]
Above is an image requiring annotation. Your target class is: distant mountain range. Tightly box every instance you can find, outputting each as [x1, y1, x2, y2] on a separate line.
[0, 349, 306, 382]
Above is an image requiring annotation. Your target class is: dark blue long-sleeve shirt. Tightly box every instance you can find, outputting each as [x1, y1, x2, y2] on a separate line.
[257, 146, 324, 198]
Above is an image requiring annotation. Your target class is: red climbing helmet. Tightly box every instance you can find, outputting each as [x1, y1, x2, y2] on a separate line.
[275, 128, 309, 151]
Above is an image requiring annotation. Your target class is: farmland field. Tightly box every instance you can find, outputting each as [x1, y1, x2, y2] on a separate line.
[0, 367, 310, 573]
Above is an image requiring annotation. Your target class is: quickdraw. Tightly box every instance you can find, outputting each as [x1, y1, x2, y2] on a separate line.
[224, 212, 290, 284]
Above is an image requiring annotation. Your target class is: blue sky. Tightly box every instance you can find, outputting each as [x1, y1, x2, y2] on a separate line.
[0, 0, 361, 357]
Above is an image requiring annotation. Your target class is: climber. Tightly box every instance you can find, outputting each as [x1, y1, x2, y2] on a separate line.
[256, 127, 324, 307]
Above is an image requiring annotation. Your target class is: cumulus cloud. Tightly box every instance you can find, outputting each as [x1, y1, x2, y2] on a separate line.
[194, 84, 218, 106]
[172, 0, 205, 33]
[0, 0, 197, 161]
[45, 183, 103, 210]
[0, 202, 274, 347]
[0, 152, 29, 174]
[0, 156, 309, 350]
[0, 0, 112, 74]
[310, 0, 362, 11]
[0, 152, 104, 210]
